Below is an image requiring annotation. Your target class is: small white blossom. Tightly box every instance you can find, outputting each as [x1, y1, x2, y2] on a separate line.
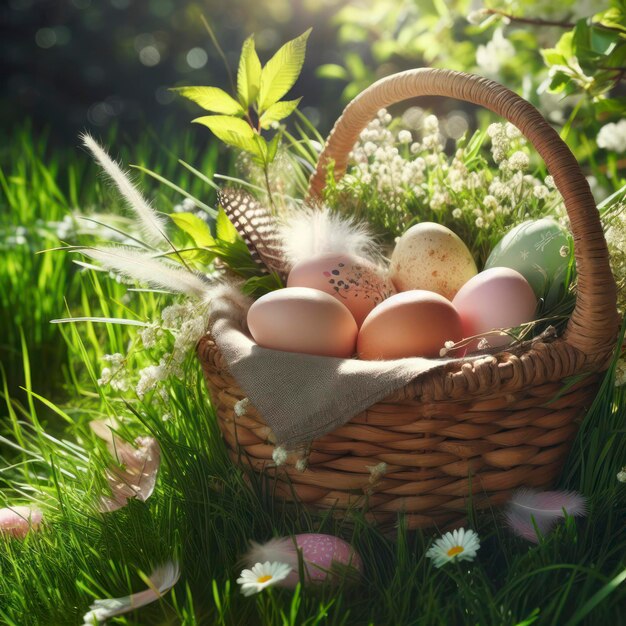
[398, 130, 412, 144]
[476, 28, 514, 78]
[272, 446, 288, 466]
[467, 8, 489, 25]
[426, 528, 480, 568]
[617, 466, 626, 483]
[234, 397, 250, 417]
[598, 119, 626, 153]
[237, 561, 292, 596]
[508, 151, 529, 171]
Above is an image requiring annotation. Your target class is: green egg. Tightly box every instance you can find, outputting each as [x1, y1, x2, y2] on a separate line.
[485, 218, 573, 299]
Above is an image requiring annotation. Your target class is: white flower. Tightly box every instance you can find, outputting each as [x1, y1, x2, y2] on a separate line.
[476, 28, 515, 78]
[426, 528, 480, 568]
[467, 8, 489, 25]
[617, 467, 626, 483]
[423, 114, 439, 134]
[508, 151, 529, 171]
[237, 561, 292, 596]
[234, 397, 250, 417]
[398, 130, 412, 144]
[598, 119, 626, 153]
[272, 446, 288, 466]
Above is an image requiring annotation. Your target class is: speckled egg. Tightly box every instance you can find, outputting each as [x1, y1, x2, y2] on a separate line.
[247, 287, 358, 358]
[287, 253, 395, 326]
[390, 222, 477, 299]
[452, 267, 537, 349]
[357, 290, 463, 360]
[284, 534, 363, 588]
[485, 218, 573, 299]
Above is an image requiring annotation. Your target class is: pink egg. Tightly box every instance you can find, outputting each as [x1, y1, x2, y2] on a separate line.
[247, 287, 358, 358]
[283, 534, 363, 588]
[452, 267, 537, 349]
[287, 253, 395, 327]
[357, 290, 463, 360]
[0, 506, 43, 539]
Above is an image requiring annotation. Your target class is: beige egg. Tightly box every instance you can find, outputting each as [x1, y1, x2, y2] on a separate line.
[357, 290, 463, 360]
[287, 253, 395, 327]
[390, 222, 477, 299]
[247, 287, 358, 358]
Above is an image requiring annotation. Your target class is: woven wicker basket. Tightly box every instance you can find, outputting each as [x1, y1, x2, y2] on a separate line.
[198, 69, 619, 530]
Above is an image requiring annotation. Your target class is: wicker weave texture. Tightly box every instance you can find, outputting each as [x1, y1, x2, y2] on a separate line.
[197, 69, 618, 529]
[199, 335, 599, 529]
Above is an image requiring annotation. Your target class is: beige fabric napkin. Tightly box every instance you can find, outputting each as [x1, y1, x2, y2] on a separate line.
[208, 293, 470, 448]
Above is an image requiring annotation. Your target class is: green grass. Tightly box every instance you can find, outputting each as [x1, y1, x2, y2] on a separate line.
[0, 128, 625, 625]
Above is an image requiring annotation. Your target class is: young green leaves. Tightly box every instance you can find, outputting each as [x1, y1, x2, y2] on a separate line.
[175, 29, 311, 167]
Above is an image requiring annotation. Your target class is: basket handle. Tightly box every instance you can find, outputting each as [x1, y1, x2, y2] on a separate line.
[307, 68, 618, 362]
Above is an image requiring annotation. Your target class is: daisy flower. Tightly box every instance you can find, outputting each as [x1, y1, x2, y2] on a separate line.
[425, 528, 480, 568]
[237, 561, 292, 596]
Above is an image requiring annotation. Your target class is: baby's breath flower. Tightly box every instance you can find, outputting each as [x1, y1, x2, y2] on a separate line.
[508, 151, 529, 171]
[234, 397, 250, 417]
[533, 185, 550, 200]
[617, 467, 626, 483]
[398, 130, 412, 144]
[272, 446, 288, 466]
[475, 216, 485, 228]
[452, 208, 462, 219]
[545, 175, 555, 189]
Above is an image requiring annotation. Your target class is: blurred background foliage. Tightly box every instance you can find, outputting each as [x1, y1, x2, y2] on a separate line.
[2, 0, 625, 174]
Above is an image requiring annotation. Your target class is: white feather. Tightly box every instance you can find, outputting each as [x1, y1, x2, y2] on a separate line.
[82, 561, 180, 625]
[243, 537, 299, 570]
[278, 205, 383, 267]
[83, 246, 210, 298]
[81, 133, 168, 248]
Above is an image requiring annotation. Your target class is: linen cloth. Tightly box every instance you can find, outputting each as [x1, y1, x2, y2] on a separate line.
[208, 294, 473, 447]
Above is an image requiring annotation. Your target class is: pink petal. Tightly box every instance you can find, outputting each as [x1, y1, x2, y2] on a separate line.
[0, 506, 43, 539]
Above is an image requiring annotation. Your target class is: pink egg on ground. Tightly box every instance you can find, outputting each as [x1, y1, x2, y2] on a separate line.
[287, 533, 363, 587]
[287, 253, 395, 327]
[452, 267, 537, 350]
[245, 533, 363, 588]
[357, 290, 463, 360]
[247, 287, 358, 358]
[0, 506, 43, 539]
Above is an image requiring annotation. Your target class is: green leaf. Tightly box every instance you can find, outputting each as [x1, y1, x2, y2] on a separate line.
[541, 48, 566, 66]
[316, 64, 349, 80]
[266, 133, 280, 163]
[215, 207, 238, 244]
[237, 35, 262, 108]
[241, 272, 284, 296]
[193, 115, 263, 157]
[259, 98, 302, 129]
[170, 212, 215, 247]
[173, 87, 244, 115]
[257, 29, 311, 112]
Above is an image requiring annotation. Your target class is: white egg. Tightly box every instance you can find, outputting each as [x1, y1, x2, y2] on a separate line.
[390, 222, 477, 300]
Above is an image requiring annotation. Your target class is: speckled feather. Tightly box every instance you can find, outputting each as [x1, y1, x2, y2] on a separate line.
[217, 188, 290, 282]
